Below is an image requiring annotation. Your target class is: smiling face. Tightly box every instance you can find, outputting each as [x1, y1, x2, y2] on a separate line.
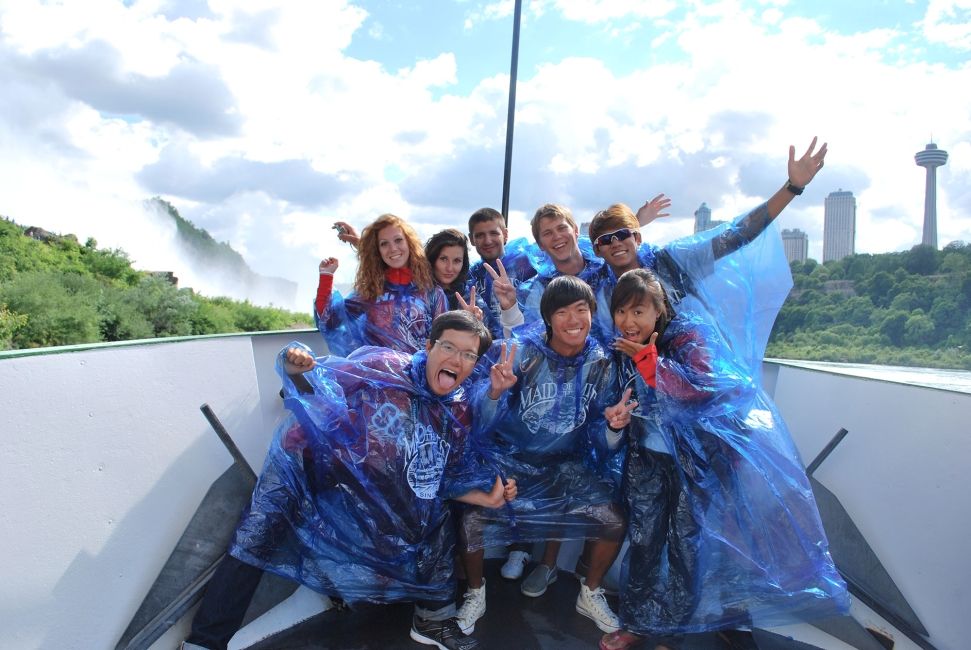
[594, 228, 642, 275]
[548, 299, 592, 356]
[425, 329, 481, 395]
[537, 214, 580, 267]
[377, 224, 409, 269]
[613, 298, 660, 344]
[470, 218, 508, 262]
[433, 244, 465, 287]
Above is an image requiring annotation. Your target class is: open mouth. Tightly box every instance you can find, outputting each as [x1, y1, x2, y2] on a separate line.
[623, 330, 640, 341]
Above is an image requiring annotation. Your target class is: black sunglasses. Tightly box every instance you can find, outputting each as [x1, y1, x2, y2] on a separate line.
[594, 228, 634, 247]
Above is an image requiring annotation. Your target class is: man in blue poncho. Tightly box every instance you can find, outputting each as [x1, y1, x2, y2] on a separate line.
[465, 207, 539, 340]
[516, 204, 604, 323]
[455, 275, 637, 636]
[183, 310, 517, 650]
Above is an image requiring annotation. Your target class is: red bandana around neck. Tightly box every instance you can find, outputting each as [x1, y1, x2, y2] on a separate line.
[386, 267, 413, 285]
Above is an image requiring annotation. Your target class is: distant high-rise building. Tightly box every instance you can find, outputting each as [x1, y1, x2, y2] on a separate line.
[781, 228, 809, 263]
[915, 142, 948, 249]
[693, 203, 711, 233]
[692, 203, 725, 234]
[823, 190, 856, 262]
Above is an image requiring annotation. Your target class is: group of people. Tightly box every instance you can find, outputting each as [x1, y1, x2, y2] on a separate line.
[182, 138, 850, 650]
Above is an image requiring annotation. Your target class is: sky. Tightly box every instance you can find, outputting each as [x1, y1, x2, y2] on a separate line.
[1, 0, 969, 311]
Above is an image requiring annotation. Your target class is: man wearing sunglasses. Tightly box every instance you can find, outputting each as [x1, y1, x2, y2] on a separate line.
[589, 137, 827, 352]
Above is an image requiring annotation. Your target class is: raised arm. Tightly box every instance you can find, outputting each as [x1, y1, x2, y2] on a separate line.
[314, 257, 339, 317]
[333, 221, 360, 249]
[712, 137, 827, 260]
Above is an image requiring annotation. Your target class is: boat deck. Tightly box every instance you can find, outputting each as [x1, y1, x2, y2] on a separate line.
[248, 560, 779, 650]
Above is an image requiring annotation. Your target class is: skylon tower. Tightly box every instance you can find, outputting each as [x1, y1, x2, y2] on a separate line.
[915, 142, 948, 249]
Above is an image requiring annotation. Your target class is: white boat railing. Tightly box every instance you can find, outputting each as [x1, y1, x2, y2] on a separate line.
[1, 334, 968, 649]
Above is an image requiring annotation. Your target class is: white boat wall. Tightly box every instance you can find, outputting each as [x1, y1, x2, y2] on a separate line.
[0, 331, 968, 650]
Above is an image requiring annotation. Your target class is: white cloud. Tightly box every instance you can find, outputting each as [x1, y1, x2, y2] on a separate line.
[1, 0, 970, 312]
[543, 0, 678, 22]
[922, 0, 971, 50]
[464, 0, 514, 29]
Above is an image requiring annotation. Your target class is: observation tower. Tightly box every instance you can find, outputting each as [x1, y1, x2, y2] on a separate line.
[915, 142, 948, 248]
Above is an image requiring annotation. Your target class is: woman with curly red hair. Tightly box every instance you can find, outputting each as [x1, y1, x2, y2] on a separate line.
[315, 213, 448, 355]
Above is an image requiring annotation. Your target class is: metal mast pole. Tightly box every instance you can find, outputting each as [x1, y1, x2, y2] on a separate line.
[500, 0, 523, 224]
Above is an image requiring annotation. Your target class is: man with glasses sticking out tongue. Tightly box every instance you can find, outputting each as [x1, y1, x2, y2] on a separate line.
[182, 310, 517, 650]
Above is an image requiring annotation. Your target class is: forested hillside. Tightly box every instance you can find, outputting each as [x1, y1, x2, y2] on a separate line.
[0, 216, 312, 350]
[4, 210, 971, 371]
[767, 243, 971, 369]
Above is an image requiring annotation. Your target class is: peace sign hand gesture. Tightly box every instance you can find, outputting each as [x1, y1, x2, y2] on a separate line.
[604, 387, 638, 431]
[484, 258, 517, 310]
[455, 286, 484, 321]
[488, 341, 518, 399]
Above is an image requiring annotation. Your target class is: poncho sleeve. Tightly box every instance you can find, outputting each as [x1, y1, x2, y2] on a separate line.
[661, 203, 791, 375]
[655, 318, 757, 421]
[313, 289, 365, 357]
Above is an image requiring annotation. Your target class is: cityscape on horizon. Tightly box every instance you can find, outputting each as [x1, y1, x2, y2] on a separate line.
[692, 142, 952, 265]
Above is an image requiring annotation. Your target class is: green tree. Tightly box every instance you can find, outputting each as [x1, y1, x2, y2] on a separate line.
[122, 275, 198, 337]
[904, 311, 935, 346]
[0, 271, 101, 347]
[866, 272, 893, 307]
[879, 310, 909, 346]
[0, 303, 29, 350]
[904, 245, 939, 275]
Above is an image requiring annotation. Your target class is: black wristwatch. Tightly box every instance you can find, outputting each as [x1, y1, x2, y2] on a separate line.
[785, 180, 804, 195]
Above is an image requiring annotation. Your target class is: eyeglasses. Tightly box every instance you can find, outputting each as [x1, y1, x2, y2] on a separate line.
[594, 228, 635, 247]
[432, 339, 480, 364]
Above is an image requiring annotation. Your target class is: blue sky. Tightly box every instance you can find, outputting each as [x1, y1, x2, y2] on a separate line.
[0, 0, 969, 309]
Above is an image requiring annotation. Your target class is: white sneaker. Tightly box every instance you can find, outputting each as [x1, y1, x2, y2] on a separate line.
[456, 579, 486, 634]
[500, 550, 531, 580]
[575, 584, 620, 633]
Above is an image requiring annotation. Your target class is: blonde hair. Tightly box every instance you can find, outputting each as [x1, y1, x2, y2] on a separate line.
[589, 204, 639, 241]
[354, 214, 435, 300]
[530, 203, 578, 243]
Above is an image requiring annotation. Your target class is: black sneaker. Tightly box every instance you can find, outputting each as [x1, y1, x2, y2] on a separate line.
[410, 615, 480, 650]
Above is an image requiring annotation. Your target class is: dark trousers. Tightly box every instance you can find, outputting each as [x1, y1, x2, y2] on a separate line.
[187, 555, 455, 649]
[187, 556, 263, 650]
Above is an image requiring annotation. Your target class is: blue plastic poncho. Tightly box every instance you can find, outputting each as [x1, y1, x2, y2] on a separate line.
[315, 280, 448, 356]
[229, 344, 493, 604]
[461, 322, 624, 551]
[614, 217, 849, 635]
[466, 237, 540, 339]
[517, 237, 604, 324]
[592, 203, 792, 372]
